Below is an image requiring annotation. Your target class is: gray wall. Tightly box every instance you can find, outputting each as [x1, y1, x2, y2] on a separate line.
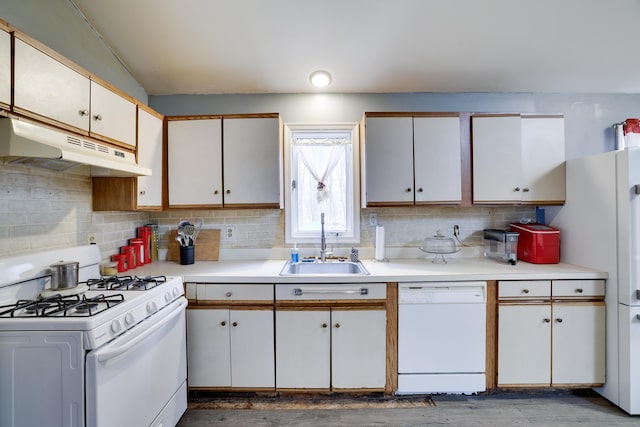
[150, 92, 640, 160]
[0, 0, 147, 102]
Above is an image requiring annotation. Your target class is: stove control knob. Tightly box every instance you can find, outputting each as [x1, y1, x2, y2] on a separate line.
[172, 287, 180, 297]
[110, 320, 123, 334]
[164, 292, 172, 302]
[124, 312, 135, 327]
[146, 301, 158, 314]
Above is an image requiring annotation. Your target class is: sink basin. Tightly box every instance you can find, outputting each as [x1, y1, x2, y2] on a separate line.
[279, 260, 370, 276]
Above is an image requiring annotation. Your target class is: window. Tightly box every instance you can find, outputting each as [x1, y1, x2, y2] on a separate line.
[284, 123, 360, 244]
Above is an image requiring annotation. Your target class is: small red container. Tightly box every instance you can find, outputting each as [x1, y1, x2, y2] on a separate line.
[510, 223, 560, 264]
[121, 245, 137, 271]
[111, 254, 128, 272]
[137, 226, 153, 264]
[129, 238, 145, 267]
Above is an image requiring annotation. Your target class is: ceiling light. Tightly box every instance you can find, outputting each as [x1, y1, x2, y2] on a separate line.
[309, 70, 332, 88]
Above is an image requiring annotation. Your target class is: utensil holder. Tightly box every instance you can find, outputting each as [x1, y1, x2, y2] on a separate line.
[180, 245, 195, 265]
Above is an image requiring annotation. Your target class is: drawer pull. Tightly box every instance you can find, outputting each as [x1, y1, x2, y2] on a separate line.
[334, 323, 341, 328]
[543, 318, 551, 323]
[575, 288, 584, 293]
[225, 292, 232, 298]
[232, 322, 238, 327]
[293, 288, 368, 296]
[555, 318, 563, 323]
[522, 289, 530, 294]
[220, 321, 226, 326]
[321, 323, 328, 329]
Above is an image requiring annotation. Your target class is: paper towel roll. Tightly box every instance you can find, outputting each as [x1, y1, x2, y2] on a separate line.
[375, 225, 385, 261]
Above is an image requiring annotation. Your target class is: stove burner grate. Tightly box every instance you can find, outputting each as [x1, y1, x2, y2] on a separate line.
[0, 293, 125, 318]
[84, 275, 167, 291]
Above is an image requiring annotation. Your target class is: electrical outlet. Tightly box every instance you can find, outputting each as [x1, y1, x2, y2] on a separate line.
[369, 213, 378, 226]
[225, 225, 236, 241]
[87, 232, 96, 245]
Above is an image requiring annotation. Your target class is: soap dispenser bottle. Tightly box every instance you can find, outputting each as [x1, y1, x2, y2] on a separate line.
[291, 243, 299, 263]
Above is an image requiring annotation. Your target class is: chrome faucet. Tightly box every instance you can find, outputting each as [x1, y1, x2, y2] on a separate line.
[320, 212, 331, 262]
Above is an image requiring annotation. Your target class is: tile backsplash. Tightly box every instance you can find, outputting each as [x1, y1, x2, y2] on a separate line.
[0, 164, 535, 260]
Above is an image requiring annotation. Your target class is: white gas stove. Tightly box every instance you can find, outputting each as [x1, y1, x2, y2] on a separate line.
[0, 245, 187, 427]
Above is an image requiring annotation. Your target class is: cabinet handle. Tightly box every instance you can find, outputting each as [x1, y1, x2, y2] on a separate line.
[417, 188, 423, 193]
[521, 289, 530, 294]
[213, 190, 219, 195]
[405, 188, 412, 192]
[226, 189, 231, 194]
[139, 190, 146, 196]
[232, 322, 238, 327]
[220, 321, 226, 326]
[79, 109, 89, 116]
[555, 318, 563, 323]
[334, 323, 341, 328]
[514, 187, 521, 192]
[543, 318, 551, 323]
[225, 291, 232, 298]
[321, 323, 328, 328]
[575, 288, 584, 293]
[522, 188, 530, 192]
[93, 114, 103, 121]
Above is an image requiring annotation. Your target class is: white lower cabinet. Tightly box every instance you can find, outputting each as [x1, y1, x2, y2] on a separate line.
[276, 309, 386, 390]
[186, 308, 274, 388]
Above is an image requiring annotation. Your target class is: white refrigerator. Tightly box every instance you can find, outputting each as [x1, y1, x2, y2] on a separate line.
[551, 147, 640, 414]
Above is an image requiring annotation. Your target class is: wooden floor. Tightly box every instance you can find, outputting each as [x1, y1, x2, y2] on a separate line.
[177, 390, 639, 426]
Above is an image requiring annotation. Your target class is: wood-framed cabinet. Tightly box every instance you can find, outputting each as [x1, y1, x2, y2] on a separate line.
[497, 280, 605, 387]
[363, 113, 463, 206]
[166, 113, 281, 209]
[184, 283, 275, 390]
[472, 114, 565, 204]
[0, 21, 10, 110]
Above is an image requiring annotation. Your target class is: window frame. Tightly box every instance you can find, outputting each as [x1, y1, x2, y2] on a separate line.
[283, 122, 361, 245]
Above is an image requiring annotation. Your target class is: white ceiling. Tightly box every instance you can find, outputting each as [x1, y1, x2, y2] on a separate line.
[71, 0, 640, 96]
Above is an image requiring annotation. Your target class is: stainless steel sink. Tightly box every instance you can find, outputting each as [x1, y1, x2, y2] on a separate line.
[279, 260, 370, 276]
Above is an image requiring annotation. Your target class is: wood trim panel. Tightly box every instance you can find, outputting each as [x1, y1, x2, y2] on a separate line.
[223, 113, 280, 119]
[0, 18, 10, 32]
[364, 112, 460, 118]
[275, 301, 386, 309]
[165, 114, 223, 121]
[137, 102, 164, 120]
[365, 201, 415, 208]
[168, 204, 224, 210]
[485, 280, 498, 390]
[521, 114, 565, 119]
[460, 112, 472, 206]
[498, 383, 551, 388]
[189, 302, 274, 309]
[92, 177, 135, 211]
[222, 203, 280, 209]
[471, 113, 521, 118]
[385, 282, 398, 396]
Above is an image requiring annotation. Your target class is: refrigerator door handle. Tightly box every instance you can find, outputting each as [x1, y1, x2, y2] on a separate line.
[635, 185, 640, 195]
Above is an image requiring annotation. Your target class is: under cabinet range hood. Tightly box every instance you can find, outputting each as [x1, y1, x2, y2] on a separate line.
[0, 117, 151, 176]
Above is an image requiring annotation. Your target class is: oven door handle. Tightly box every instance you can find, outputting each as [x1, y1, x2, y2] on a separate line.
[97, 298, 187, 363]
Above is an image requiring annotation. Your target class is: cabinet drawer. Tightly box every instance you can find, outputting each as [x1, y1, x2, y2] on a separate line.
[552, 280, 605, 298]
[498, 281, 550, 299]
[195, 283, 274, 301]
[276, 283, 386, 300]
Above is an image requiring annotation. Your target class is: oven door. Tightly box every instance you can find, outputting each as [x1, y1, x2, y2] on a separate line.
[85, 298, 187, 427]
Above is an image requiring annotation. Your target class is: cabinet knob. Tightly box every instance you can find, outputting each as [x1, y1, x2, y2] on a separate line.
[417, 188, 424, 193]
[522, 289, 530, 294]
[543, 318, 551, 323]
[79, 109, 89, 116]
[226, 189, 231, 194]
[225, 291, 232, 298]
[555, 318, 563, 323]
[214, 190, 219, 195]
[139, 190, 146, 196]
[522, 188, 530, 192]
[321, 323, 328, 328]
[405, 188, 412, 192]
[514, 187, 521, 192]
[232, 322, 238, 327]
[93, 114, 103, 121]
[575, 288, 584, 293]
[220, 321, 226, 326]
[334, 323, 341, 328]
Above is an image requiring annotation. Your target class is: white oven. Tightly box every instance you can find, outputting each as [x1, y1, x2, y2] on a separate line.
[0, 245, 188, 427]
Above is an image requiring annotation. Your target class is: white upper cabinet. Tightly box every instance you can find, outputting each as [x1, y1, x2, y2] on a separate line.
[0, 25, 10, 108]
[364, 114, 462, 206]
[136, 106, 164, 208]
[167, 117, 223, 207]
[222, 116, 281, 207]
[14, 36, 91, 133]
[472, 114, 565, 204]
[89, 81, 136, 148]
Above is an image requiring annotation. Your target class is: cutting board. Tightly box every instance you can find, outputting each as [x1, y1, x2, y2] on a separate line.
[167, 229, 220, 261]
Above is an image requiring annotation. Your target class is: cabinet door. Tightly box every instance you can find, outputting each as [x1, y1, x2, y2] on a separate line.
[229, 309, 274, 388]
[498, 304, 551, 386]
[332, 309, 386, 389]
[136, 107, 163, 208]
[0, 27, 9, 108]
[14, 37, 90, 133]
[275, 310, 330, 389]
[167, 118, 222, 207]
[414, 116, 461, 203]
[365, 117, 414, 204]
[223, 117, 280, 206]
[551, 303, 605, 385]
[520, 116, 565, 203]
[472, 115, 522, 203]
[89, 81, 136, 147]
[186, 309, 231, 387]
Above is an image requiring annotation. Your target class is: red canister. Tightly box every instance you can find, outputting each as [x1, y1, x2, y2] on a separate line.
[129, 238, 145, 267]
[121, 245, 137, 271]
[137, 226, 153, 264]
[111, 253, 128, 272]
[624, 118, 640, 148]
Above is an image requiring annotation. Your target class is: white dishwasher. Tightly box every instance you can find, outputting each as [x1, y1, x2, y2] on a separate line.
[397, 281, 486, 394]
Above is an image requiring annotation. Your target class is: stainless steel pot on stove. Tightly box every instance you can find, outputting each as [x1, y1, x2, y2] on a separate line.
[49, 261, 79, 290]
